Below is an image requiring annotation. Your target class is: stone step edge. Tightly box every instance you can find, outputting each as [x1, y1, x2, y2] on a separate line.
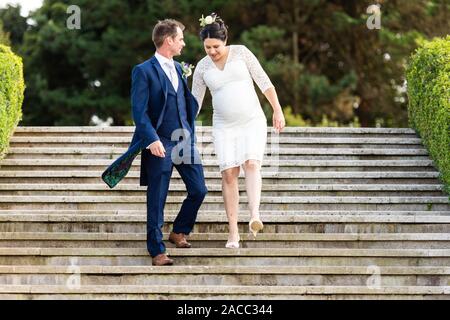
[1, 195, 448, 204]
[1, 214, 449, 223]
[5, 148, 429, 155]
[0, 184, 444, 191]
[9, 136, 424, 143]
[1, 195, 448, 201]
[0, 285, 448, 295]
[13, 126, 417, 134]
[0, 171, 439, 178]
[0, 265, 448, 275]
[1, 232, 449, 241]
[0, 159, 435, 167]
[0, 248, 449, 257]
[1, 209, 447, 215]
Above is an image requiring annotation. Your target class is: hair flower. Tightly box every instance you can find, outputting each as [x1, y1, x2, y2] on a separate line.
[199, 14, 216, 27]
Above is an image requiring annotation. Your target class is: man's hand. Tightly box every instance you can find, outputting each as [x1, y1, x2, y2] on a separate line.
[147, 140, 166, 158]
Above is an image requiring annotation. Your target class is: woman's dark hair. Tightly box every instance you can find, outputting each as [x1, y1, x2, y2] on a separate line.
[199, 13, 228, 42]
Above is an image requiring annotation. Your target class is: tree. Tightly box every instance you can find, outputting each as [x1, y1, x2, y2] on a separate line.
[0, 21, 10, 46]
[20, 0, 235, 126]
[0, 4, 27, 49]
[230, 0, 450, 127]
[17, 0, 450, 127]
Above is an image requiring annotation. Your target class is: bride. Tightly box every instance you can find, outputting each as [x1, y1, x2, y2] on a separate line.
[192, 13, 285, 248]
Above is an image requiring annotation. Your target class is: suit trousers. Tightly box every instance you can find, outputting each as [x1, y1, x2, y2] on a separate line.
[144, 135, 208, 257]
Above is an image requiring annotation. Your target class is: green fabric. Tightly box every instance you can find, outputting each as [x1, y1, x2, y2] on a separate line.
[102, 141, 143, 188]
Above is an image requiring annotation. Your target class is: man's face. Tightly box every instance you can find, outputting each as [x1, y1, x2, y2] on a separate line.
[168, 27, 185, 56]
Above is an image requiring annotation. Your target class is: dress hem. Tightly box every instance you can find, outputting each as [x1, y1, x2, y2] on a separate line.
[219, 156, 263, 173]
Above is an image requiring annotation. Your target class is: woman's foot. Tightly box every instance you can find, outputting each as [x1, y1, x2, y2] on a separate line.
[225, 233, 240, 248]
[249, 216, 263, 238]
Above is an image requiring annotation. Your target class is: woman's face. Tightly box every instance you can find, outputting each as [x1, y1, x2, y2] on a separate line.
[203, 38, 227, 61]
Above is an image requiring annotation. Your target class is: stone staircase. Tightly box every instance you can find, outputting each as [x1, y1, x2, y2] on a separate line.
[0, 126, 449, 299]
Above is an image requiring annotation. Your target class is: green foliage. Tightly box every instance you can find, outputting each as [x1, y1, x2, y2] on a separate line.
[0, 22, 10, 46]
[406, 35, 450, 195]
[283, 106, 360, 128]
[283, 106, 310, 126]
[0, 44, 24, 159]
[3, 0, 449, 128]
[0, 4, 27, 49]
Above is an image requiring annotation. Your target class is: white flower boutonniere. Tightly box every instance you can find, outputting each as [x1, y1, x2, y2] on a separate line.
[181, 61, 194, 79]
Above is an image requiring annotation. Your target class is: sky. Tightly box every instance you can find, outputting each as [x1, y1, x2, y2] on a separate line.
[0, 0, 43, 16]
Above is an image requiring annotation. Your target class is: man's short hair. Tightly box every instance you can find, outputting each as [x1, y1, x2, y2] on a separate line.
[152, 19, 185, 48]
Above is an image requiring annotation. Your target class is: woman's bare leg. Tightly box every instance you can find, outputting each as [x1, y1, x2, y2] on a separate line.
[221, 166, 241, 243]
[242, 159, 262, 221]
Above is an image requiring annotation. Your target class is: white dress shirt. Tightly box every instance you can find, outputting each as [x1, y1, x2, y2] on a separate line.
[155, 51, 179, 91]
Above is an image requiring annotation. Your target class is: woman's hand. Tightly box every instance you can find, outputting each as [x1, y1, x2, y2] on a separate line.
[272, 109, 286, 134]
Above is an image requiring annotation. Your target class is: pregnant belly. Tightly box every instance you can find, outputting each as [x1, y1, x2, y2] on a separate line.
[212, 84, 261, 122]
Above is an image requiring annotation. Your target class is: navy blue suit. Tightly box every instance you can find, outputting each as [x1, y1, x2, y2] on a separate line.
[131, 56, 208, 257]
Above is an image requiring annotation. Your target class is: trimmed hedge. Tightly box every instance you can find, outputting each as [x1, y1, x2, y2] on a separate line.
[0, 45, 24, 159]
[406, 36, 450, 196]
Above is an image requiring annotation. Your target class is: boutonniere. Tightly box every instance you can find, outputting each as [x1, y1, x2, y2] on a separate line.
[180, 61, 195, 79]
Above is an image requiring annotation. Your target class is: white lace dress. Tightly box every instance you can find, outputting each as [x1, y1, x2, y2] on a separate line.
[192, 45, 274, 172]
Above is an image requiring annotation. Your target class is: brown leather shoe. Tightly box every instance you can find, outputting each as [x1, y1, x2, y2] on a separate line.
[168, 231, 192, 248]
[152, 253, 174, 266]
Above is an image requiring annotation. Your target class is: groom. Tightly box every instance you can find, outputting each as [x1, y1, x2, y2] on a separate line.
[131, 19, 207, 266]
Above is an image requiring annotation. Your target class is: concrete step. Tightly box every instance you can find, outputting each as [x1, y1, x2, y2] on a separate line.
[0, 247, 449, 267]
[1, 178, 441, 187]
[0, 197, 448, 212]
[0, 170, 439, 179]
[0, 265, 448, 286]
[1, 166, 437, 174]
[13, 126, 418, 134]
[1, 265, 447, 275]
[4, 153, 433, 161]
[1, 214, 449, 234]
[1, 195, 448, 204]
[1, 212, 449, 222]
[7, 146, 429, 160]
[0, 158, 436, 168]
[0, 232, 448, 249]
[9, 135, 424, 143]
[0, 183, 444, 191]
[6, 167, 437, 174]
[1, 194, 448, 211]
[12, 130, 419, 138]
[0, 284, 448, 299]
[3, 209, 449, 216]
[8, 144, 423, 151]
[3, 126, 449, 300]
[23, 143, 425, 150]
[0, 184, 445, 198]
[0, 170, 442, 187]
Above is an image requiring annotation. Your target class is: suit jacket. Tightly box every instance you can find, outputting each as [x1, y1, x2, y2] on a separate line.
[102, 56, 199, 188]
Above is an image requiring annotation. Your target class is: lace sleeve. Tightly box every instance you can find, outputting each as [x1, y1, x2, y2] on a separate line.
[240, 45, 274, 93]
[191, 61, 207, 117]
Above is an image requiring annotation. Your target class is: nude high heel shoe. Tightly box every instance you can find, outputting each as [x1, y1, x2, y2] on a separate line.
[225, 234, 240, 249]
[249, 217, 263, 238]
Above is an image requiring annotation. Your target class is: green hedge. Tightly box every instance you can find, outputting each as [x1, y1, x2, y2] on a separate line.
[0, 45, 24, 159]
[406, 36, 450, 196]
